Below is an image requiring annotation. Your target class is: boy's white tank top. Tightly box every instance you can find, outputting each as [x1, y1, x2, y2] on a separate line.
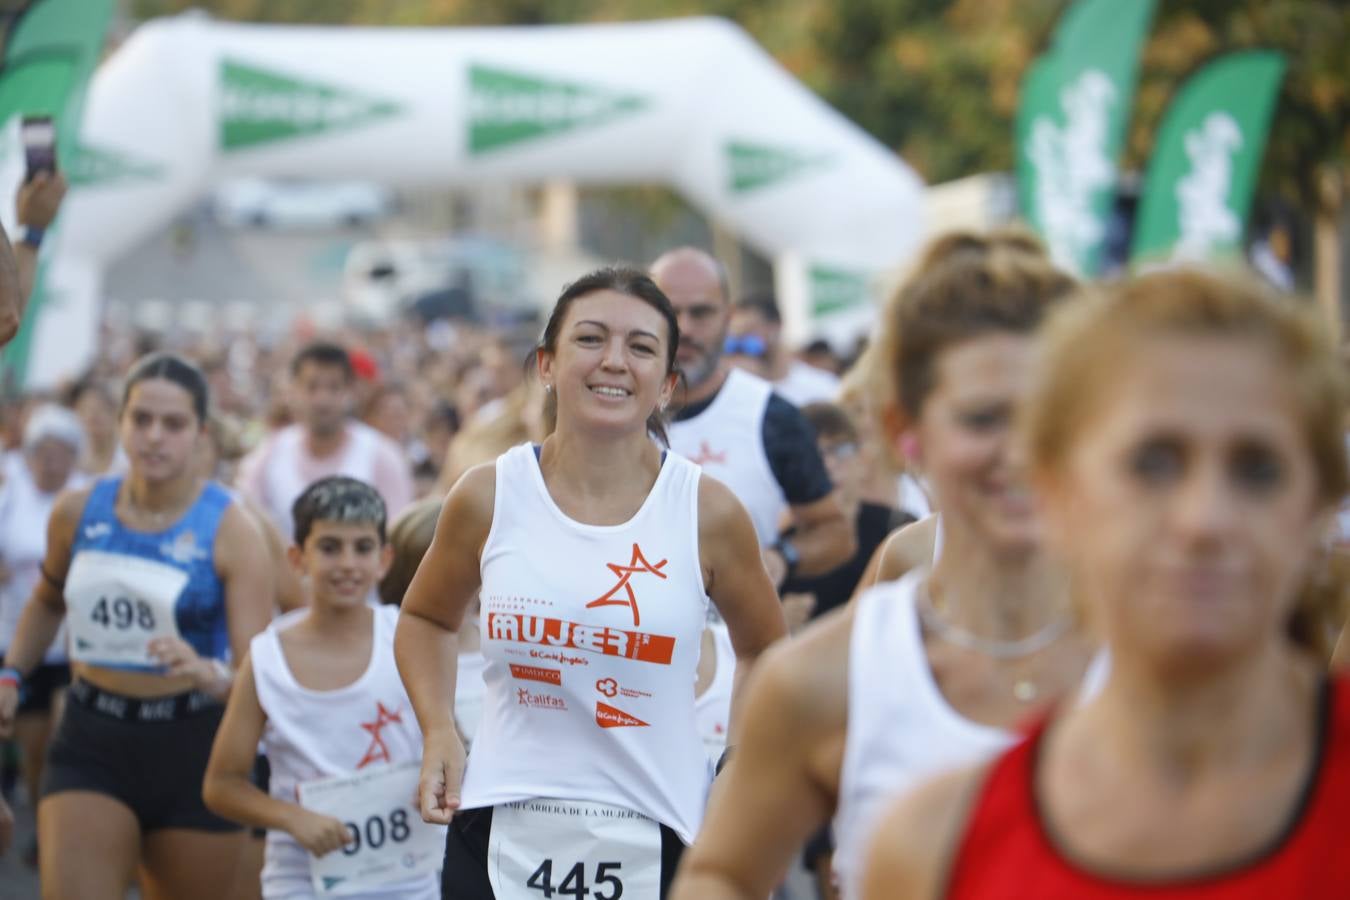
[693, 621, 737, 767]
[460, 443, 712, 844]
[252, 604, 434, 900]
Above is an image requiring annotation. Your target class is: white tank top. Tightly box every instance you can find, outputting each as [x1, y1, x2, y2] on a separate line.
[252, 605, 435, 900]
[693, 622, 736, 767]
[260, 423, 379, 537]
[0, 455, 80, 661]
[455, 649, 487, 747]
[832, 571, 1110, 896]
[460, 443, 712, 844]
[667, 368, 786, 547]
[832, 571, 1012, 898]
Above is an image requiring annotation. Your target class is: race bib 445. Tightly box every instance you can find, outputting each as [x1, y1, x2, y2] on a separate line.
[488, 798, 662, 900]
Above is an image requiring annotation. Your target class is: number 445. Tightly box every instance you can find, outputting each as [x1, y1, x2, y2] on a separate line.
[527, 860, 623, 900]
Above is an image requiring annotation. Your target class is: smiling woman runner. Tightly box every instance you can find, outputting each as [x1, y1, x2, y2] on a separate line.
[0, 353, 273, 900]
[396, 266, 786, 900]
[861, 268, 1350, 898]
[669, 244, 1095, 900]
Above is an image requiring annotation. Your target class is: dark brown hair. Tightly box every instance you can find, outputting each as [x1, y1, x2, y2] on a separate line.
[122, 353, 210, 424]
[537, 266, 680, 446]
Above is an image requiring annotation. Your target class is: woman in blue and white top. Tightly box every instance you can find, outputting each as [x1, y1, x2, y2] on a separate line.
[0, 353, 274, 900]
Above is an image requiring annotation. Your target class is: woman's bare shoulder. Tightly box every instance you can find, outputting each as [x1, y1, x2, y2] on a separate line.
[876, 515, 938, 584]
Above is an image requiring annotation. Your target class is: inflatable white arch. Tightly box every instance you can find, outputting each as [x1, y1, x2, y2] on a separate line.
[31, 14, 925, 386]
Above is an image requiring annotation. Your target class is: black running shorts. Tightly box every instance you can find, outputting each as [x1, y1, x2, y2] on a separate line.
[40, 679, 241, 833]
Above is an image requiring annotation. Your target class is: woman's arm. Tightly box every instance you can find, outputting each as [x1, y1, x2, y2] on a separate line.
[698, 476, 788, 734]
[395, 463, 494, 824]
[202, 652, 350, 857]
[159, 503, 276, 701]
[238, 493, 304, 613]
[859, 765, 986, 900]
[669, 608, 851, 900]
[218, 503, 278, 663]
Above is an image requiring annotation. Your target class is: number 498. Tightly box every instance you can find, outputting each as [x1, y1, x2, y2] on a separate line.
[527, 860, 623, 900]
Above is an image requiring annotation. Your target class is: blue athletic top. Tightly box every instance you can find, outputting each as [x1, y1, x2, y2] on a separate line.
[69, 477, 234, 662]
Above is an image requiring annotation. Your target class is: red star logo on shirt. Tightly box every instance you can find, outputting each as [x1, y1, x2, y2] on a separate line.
[586, 543, 668, 627]
[357, 702, 403, 769]
[690, 441, 726, 466]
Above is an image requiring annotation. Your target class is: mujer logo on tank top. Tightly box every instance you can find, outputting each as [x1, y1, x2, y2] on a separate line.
[487, 613, 675, 665]
[487, 542, 676, 664]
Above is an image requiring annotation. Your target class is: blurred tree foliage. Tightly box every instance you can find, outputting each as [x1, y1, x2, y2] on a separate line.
[129, 0, 1346, 206]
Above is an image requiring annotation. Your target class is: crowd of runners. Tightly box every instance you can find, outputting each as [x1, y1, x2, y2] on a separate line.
[0, 172, 1347, 900]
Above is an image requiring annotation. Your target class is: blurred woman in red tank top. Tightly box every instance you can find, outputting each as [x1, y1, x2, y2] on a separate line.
[860, 268, 1350, 899]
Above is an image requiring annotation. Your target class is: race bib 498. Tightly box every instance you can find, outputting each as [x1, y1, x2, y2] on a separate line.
[64, 550, 187, 668]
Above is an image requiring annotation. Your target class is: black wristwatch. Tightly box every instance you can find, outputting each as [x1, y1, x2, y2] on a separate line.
[772, 536, 801, 584]
[19, 226, 44, 248]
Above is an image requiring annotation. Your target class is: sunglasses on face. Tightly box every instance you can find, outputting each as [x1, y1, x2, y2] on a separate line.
[822, 441, 859, 461]
[724, 334, 768, 358]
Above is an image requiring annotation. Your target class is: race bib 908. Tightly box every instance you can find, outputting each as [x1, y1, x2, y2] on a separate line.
[298, 762, 444, 896]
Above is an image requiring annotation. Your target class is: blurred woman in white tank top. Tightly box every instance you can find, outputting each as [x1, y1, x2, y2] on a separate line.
[671, 232, 1102, 900]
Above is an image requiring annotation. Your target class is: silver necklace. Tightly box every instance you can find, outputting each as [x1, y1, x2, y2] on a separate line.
[917, 584, 1071, 661]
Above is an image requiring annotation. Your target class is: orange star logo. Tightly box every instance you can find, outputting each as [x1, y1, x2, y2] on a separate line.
[357, 701, 403, 769]
[587, 542, 667, 627]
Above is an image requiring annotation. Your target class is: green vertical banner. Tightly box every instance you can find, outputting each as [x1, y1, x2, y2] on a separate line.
[1015, 0, 1156, 277]
[1129, 51, 1286, 266]
[0, 0, 116, 388]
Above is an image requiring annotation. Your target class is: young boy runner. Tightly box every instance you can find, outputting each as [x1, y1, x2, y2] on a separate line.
[204, 476, 440, 899]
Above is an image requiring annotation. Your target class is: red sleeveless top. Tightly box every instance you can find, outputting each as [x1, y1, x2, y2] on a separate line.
[945, 676, 1350, 899]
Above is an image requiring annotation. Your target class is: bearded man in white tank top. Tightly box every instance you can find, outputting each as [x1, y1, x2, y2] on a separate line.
[237, 342, 414, 539]
[396, 267, 787, 900]
[670, 237, 1101, 900]
[650, 248, 854, 592]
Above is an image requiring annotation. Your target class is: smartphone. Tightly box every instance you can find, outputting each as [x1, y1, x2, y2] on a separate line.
[21, 116, 56, 182]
